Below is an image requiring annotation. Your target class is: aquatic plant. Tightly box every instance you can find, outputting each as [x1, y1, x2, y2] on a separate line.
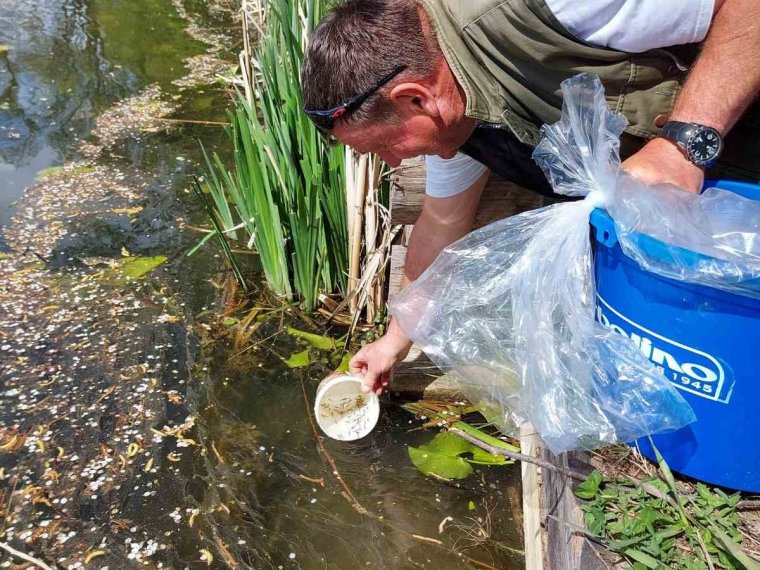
[200, 0, 393, 320]
[200, 0, 348, 312]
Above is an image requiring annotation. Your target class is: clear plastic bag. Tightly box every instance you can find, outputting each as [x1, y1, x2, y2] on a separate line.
[609, 176, 760, 299]
[390, 73, 699, 454]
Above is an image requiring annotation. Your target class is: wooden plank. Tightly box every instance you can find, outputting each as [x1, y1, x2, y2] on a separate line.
[386, 160, 544, 395]
[540, 449, 611, 570]
[390, 160, 543, 228]
[521, 425, 545, 570]
[388, 244, 460, 396]
[388, 244, 406, 301]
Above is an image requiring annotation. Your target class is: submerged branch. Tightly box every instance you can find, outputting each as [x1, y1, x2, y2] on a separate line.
[450, 426, 586, 481]
[0, 541, 55, 570]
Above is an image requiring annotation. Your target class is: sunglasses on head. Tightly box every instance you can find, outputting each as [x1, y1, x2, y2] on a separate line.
[304, 65, 407, 132]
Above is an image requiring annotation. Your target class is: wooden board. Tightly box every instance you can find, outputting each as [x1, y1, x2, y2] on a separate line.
[386, 157, 543, 395]
[521, 426, 545, 570]
[390, 160, 544, 228]
[388, 244, 460, 396]
[540, 449, 611, 570]
[388, 244, 406, 303]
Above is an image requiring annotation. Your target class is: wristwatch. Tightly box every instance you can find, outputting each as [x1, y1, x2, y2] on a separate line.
[659, 120, 723, 168]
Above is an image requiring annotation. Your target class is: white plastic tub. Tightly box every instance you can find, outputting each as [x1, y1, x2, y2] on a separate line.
[314, 374, 379, 441]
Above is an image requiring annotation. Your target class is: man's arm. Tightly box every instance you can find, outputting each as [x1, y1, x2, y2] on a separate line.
[622, 0, 759, 192]
[349, 169, 490, 394]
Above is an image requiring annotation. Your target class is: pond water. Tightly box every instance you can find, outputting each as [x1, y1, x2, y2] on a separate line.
[0, 2, 523, 569]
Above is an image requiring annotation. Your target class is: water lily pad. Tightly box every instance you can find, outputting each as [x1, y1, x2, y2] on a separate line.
[408, 432, 475, 480]
[34, 164, 95, 182]
[284, 349, 310, 368]
[408, 431, 511, 480]
[408, 444, 472, 480]
[97, 255, 167, 285]
[112, 206, 143, 216]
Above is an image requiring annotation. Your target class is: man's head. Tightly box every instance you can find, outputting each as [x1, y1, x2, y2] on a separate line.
[301, 0, 474, 166]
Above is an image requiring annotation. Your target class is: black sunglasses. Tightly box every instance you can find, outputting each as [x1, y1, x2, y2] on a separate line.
[304, 65, 407, 131]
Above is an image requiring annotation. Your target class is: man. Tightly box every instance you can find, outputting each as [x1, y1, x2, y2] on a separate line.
[300, 0, 760, 395]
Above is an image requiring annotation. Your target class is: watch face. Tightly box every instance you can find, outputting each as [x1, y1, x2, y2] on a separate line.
[687, 128, 722, 165]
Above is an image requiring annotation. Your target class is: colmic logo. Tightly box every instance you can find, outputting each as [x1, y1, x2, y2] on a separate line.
[596, 295, 732, 404]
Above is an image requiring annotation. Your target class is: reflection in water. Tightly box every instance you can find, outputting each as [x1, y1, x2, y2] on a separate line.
[0, 1, 524, 568]
[0, 0, 208, 225]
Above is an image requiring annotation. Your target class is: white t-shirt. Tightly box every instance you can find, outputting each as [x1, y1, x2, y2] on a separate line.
[425, 0, 715, 199]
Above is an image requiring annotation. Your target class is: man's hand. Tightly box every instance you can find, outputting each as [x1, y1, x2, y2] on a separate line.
[349, 165, 489, 396]
[349, 326, 412, 395]
[621, 138, 704, 194]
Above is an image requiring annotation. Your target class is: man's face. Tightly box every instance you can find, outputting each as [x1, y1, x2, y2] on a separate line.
[332, 112, 473, 167]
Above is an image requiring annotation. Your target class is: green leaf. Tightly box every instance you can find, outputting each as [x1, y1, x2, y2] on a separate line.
[121, 256, 168, 279]
[584, 509, 605, 537]
[408, 445, 472, 481]
[624, 549, 662, 569]
[607, 536, 647, 550]
[186, 230, 217, 257]
[450, 421, 519, 454]
[468, 501, 476, 511]
[650, 439, 679, 500]
[98, 255, 168, 285]
[35, 165, 65, 181]
[222, 317, 237, 326]
[421, 431, 472, 456]
[708, 523, 760, 570]
[284, 349, 310, 368]
[191, 176, 249, 294]
[575, 470, 604, 500]
[653, 526, 685, 542]
[335, 352, 352, 373]
[467, 446, 509, 466]
[287, 327, 336, 350]
[407, 432, 480, 480]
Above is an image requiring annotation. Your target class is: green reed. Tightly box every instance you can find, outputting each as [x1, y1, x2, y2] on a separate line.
[201, 0, 347, 311]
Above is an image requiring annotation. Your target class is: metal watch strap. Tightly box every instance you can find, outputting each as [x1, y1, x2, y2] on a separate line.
[660, 120, 693, 150]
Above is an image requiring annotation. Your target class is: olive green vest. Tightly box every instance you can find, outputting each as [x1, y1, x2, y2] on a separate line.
[418, 0, 695, 147]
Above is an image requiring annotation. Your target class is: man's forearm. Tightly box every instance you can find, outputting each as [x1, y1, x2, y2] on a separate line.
[385, 212, 475, 340]
[670, 0, 759, 133]
[386, 170, 490, 341]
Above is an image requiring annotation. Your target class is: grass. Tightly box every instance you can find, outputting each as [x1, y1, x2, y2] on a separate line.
[575, 445, 760, 570]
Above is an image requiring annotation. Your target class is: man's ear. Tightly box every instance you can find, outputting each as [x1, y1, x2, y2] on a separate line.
[388, 83, 440, 118]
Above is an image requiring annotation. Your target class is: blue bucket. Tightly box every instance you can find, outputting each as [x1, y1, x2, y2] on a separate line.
[591, 180, 760, 493]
